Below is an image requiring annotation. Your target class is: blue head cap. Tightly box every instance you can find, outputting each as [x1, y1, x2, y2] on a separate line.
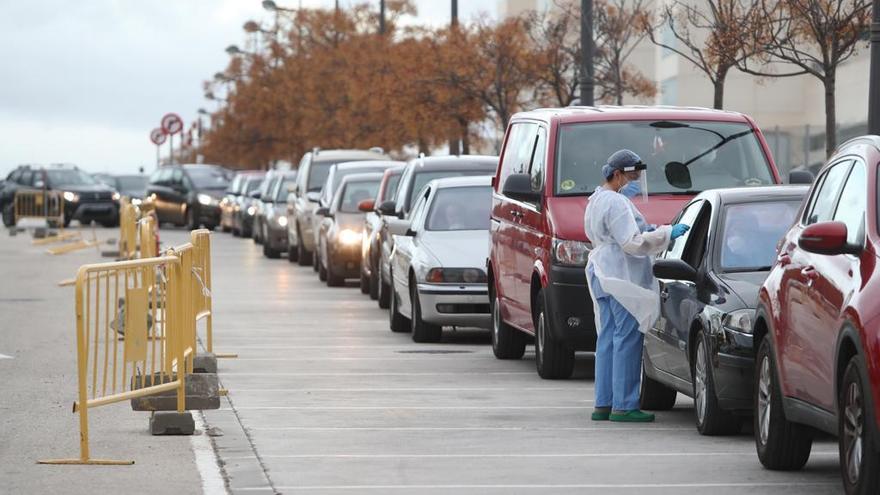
[602, 149, 647, 180]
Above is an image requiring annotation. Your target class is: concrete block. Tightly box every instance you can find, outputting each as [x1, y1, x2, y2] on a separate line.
[130, 372, 220, 411]
[33, 227, 49, 239]
[193, 353, 218, 374]
[101, 249, 120, 258]
[150, 411, 195, 435]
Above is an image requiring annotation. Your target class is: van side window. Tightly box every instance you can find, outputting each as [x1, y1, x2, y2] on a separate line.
[498, 122, 538, 188]
[529, 127, 547, 192]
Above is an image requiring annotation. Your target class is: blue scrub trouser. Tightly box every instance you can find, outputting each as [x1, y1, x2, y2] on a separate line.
[594, 295, 644, 411]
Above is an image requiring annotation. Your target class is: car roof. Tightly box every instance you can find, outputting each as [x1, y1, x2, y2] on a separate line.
[407, 155, 498, 171]
[181, 164, 225, 169]
[333, 160, 403, 171]
[512, 105, 754, 126]
[339, 172, 384, 184]
[235, 170, 265, 176]
[275, 171, 298, 179]
[430, 175, 493, 189]
[312, 149, 389, 162]
[695, 185, 809, 204]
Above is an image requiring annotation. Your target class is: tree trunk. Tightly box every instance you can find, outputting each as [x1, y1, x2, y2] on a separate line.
[824, 73, 837, 157]
[459, 118, 470, 155]
[713, 66, 728, 110]
[448, 138, 459, 156]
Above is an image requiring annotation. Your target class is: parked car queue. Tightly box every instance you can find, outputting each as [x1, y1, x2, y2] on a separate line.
[212, 105, 878, 495]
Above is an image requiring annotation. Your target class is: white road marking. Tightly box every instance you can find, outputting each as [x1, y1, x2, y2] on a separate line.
[0, 354, 13, 359]
[249, 426, 694, 432]
[229, 357, 491, 361]
[228, 387, 572, 392]
[191, 411, 228, 495]
[220, 372, 535, 376]
[240, 482, 840, 491]
[226, 451, 839, 460]
[222, 405, 589, 411]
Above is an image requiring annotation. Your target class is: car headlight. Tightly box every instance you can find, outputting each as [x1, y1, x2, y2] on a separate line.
[552, 238, 592, 267]
[246, 206, 256, 216]
[112, 192, 121, 201]
[277, 215, 288, 227]
[338, 229, 362, 245]
[197, 193, 215, 206]
[425, 268, 487, 284]
[131, 198, 142, 206]
[722, 309, 755, 334]
[63, 191, 79, 202]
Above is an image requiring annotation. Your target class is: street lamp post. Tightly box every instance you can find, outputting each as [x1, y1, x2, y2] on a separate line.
[379, 0, 386, 35]
[451, 0, 458, 27]
[869, 4, 880, 134]
[579, 0, 594, 106]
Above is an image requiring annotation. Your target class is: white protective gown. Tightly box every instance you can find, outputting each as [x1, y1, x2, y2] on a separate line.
[584, 186, 672, 335]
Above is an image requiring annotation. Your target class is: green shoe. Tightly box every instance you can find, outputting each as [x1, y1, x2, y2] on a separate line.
[609, 410, 655, 423]
[591, 408, 611, 421]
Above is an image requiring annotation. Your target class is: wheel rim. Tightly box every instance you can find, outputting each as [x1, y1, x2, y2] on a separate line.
[757, 355, 771, 446]
[695, 341, 708, 425]
[843, 380, 864, 485]
[537, 312, 545, 359]
[492, 298, 500, 344]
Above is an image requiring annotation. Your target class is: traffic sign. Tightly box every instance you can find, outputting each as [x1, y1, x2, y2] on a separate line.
[150, 128, 167, 145]
[161, 113, 183, 135]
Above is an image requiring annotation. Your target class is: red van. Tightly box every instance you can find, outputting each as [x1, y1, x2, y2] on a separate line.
[488, 106, 802, 379]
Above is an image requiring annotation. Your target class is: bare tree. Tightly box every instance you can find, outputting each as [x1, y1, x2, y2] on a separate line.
[645, 0, 770, 109]
[594, 0, 655, 105]
[739, 0, 871, 156]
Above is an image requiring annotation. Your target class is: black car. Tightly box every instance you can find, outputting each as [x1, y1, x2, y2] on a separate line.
[2, 164, 119, 227]
[94, 173, 149, 204]
[641, 185, 808, 435]
[146, 164, 230, 230]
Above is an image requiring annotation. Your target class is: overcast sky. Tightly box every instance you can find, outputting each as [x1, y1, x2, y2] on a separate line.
[0, 0, 496, 177]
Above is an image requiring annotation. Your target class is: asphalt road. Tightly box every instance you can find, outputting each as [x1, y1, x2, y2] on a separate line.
[0, 226, 846, 494]
[189, 228, 845, 495]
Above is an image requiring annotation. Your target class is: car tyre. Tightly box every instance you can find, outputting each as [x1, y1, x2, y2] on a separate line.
[693, 330, 741, 435]
[754, 337, 813, 470]
[839, 356, 880, 495]
[296, 226, 311, 266]
[411, 282, 441, 343]
[378, 268, 391, 310]
[326, 258, 344, 287]
[640, 362, 677, 411]
[388, 270, 409, 333]
[368, 258, 380, 301]
[185, 207, 199, 231]
[263, 242, 280, 259]
[534, 290, 574, 379]
[287, 240, 299, 263]
[318, 254, 328, 282]
[360, 272, 370, 294]
[490, 291, 526, 359]
[2, 203, 14, 227]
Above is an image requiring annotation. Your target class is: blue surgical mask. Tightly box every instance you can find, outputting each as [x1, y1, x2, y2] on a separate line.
[620, 180, 641, 198]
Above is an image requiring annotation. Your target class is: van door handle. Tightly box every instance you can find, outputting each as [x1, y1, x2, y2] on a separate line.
[777, 252, 791, 266]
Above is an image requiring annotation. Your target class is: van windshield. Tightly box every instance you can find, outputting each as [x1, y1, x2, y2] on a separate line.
[555, 121, 774, 196]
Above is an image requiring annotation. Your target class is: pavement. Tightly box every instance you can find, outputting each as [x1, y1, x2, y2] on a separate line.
[1, 225, 846, 494]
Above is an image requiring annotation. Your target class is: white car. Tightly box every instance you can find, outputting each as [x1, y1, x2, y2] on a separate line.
[388, 175, 493, 342]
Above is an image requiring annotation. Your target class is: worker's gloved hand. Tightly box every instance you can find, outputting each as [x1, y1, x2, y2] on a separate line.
[671, 223, 690, 240]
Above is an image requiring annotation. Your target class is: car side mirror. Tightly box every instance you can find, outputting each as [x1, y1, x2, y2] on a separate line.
[665, 161, 693, 190]
[358, 199, 375, 212]
[377, 200, 396, 216]
[502, 173, 540, 202]
[315, 206, 331, 217]
[798, 221, 860, 255]
[405, 228, 417, 237]
[249, 191, 261, 200]
[653, 258, 698, 282]
[387, 218, 411, 236]
[306, 191, 321, 203]
[789, 170, 814, 184]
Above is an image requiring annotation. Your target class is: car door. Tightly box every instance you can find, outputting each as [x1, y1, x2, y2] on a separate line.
[149, 168, 174, 222]
[168, 168, 189, 224]
[515, 125, 548, 330]
[649, 200, 707, 378]
[393, 187, 431, 317]
[778, 160, 852, 403]
[798, 159, 865, 411]
[493, 121, 538, 330]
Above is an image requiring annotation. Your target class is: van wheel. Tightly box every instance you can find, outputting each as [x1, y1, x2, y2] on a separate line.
[640, 363, 677, 411]
[694, 330, 741, 435]
[754, 337, 813, 470]
[411, 282, 441, 343]
[491, 292, 525, 359]
[840, 356, 880, 494]
[388, 272, 409, 333]
[534, 290, 574, 379]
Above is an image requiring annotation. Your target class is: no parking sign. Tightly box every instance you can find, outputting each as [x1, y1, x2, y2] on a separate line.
[150, 127, 167, 145]
[161, 113, 183, 135]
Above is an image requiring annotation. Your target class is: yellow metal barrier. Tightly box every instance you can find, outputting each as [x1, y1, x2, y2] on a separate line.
[138, 215, 158, 260]
[190, 230, 236, 359]
[39, 254, 191, 465]
[118, 199, 138, 260]
[13, 189, 65, 227]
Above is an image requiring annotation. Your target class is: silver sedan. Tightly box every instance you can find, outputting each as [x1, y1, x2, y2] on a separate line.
[388, 175, 493, 342]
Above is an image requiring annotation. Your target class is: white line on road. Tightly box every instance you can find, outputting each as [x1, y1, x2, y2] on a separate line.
[226, 451, 839, 460]
[249, 426, 694, 432]
[240, 482, 840, 491]
[223, 405, 590, 410]
[228, 387, 572, 392]
[0, 353, 12, 359]
[220, 372, 536, 376]
[191, 412, 228, 495]
[229, 357, 492, 361]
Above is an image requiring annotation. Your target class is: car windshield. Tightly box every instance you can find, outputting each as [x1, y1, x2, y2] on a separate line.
[333, 166, 389, 192]
[275, 179, 294, 202]
[555, 121, 774, 196]
[425, 186, 492, 231]
[244, 176, 264, 194]
[719, 200, 802, 272]
[116, 176, 147, 191]
[307, 162, 335, 192]
[409, 169, 493, 211]
[47, 169, 97, 187]
[339, 180, 380, 213]
[187, 167, 229, 189]
[381, 174, 402, 202]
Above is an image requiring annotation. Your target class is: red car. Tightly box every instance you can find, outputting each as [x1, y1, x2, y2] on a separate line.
[488, 106, 802, 379]
[753, 135, 880, 494]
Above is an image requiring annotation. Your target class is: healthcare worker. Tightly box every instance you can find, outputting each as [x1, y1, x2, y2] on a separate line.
[585, 149, 689, 422]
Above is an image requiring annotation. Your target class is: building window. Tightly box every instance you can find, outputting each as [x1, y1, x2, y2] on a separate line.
[660, 78, 677, 105]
